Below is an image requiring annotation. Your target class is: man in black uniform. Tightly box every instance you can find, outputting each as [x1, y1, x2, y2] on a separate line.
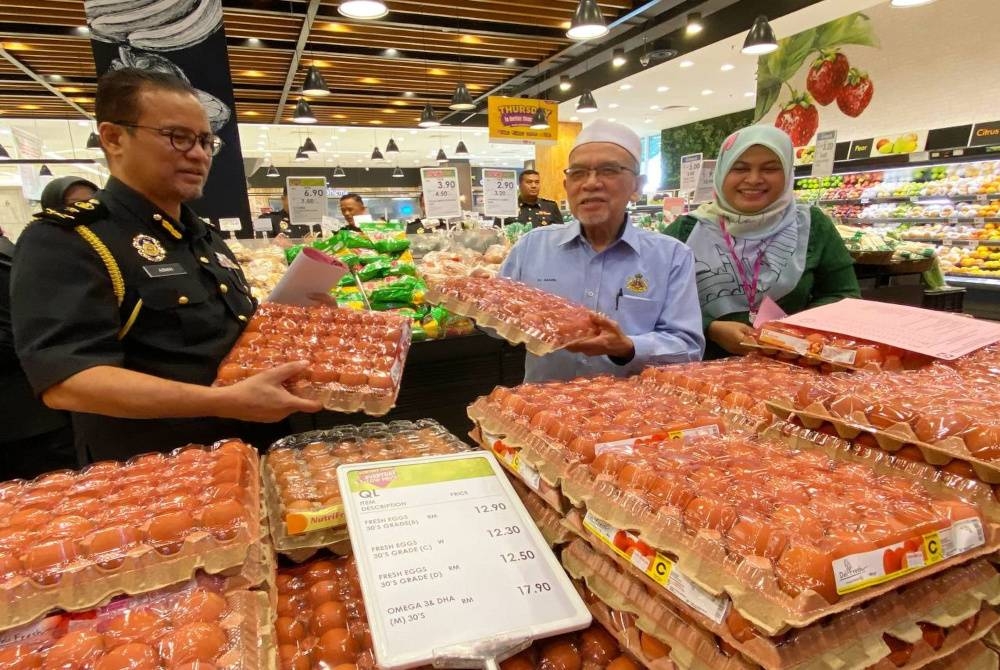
[507, 170, 563, 227]
[11, 68, 320, 463]
[268, 186, 313, 238]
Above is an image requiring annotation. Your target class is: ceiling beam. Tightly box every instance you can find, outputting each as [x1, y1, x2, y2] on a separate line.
[0, 45, 91, 118]
[273, 0, 321, 124]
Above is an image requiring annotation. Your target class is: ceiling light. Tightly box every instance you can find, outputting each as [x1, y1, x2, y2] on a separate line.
[371, 146, 385, 161]
[742, 15, 778, 55]
[86, 131, 101, 150]
[688, 106, 699, 112]
[566, 0, 608, 40]
[608, 118, 616, 122]
[294, 148, 309, 161]
[0, 144, 10, 159]
[246, 37, 261, 45]
[649, 105, 659, 110]
[403, 91, 415, 97]
[454, 140, 469, 156]
[301, 137, 319, 153]
[384, 48, 399, 56]
[504, 57, 517, 65]
[656, 86, 669, 93]
[292, 99, 316, 124]
[76, 26, 90, 34]
[266, 165, 280, 178]
[530, 107, 549, 130]
[612, 48, 626, 67]
[39, 165, 53, 177]
[744, 91, 756, 97]
[890, 0, 936, 5]
[333, 165, 347, 177]
[436, 148, 448, 162]
[449, 82, 476, 111]
[685, 12, 703, 35]
[679, 60, 694, 68]
[720, 63, 735, 72]
[619, 83, 632, 91]
[418, 102, 439, 128]
[392, 166, 404, 178]
[576, 90, 598, 113]
[301, 66, 330, 96]
[385, 138, 400, 154]
[701, 89, 713, 95]
[559, 75, 572, 91]
[570, 116, 579, 121]
[337, 0, 388, 19]
[608, 103, 619, 109]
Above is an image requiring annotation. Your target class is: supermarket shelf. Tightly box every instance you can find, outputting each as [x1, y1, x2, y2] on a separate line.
[840, 217, 1000, 225]
[900, 238, 1000, 245]
[805, 194, 996, 205]
[944, 274, 1000, 289]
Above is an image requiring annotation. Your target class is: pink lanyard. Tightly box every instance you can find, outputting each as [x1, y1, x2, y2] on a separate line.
[720, 219, 768, 316]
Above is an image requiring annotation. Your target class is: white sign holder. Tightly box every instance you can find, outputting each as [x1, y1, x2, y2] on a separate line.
[286, 176, 328, 226]
[421, 167, 463, 220]
[482, 169, 519, 219]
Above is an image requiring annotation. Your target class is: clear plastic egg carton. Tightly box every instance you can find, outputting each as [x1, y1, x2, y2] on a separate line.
[0, 581, 273, 669]
[425, 276, 599, 356]
[263, 420, 471, 559]
[0, 440, 263, 632]
[214, 303, 412, 417]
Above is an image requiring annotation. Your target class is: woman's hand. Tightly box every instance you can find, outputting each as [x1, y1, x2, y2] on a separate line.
[706, 320, 756, 355]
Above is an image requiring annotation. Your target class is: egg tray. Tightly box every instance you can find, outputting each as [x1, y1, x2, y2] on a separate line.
[0, 584, 273, 670]
[424, 282, 597, 357]
[564, 521, 1000, 670]
[0, 441, 264, 633]
[509, 476, 575, 547]
[767, 398, 1000, 486]
[263, 420, 471, 558]
[570, 581, 677, 670]
[923, 641, 999, 670]
[557, 429, 1000, 637]
[745, 324, 933, 373]
[563, 539, 755, 670]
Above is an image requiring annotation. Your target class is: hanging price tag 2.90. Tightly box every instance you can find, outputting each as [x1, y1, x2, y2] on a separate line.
[483, 168, 519, 219]
[339, 452, 590, 670]
[420, 167, 462, 220]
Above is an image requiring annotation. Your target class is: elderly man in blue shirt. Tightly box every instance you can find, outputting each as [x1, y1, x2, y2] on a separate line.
[500, 120, 704, 382]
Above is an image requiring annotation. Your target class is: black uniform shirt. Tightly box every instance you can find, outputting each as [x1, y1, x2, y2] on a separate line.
[11, 177, 274, 460]
[268, 210, 312, 238]
[503, 197, 564, 228]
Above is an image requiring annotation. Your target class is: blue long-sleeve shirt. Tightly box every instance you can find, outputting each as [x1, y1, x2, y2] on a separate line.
[499, 217, 705, 382]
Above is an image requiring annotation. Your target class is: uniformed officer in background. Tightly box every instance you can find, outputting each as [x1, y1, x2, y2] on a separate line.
[268, 186, 313, 238]
[507, 170, 563, 227]
[11, 67, 320, 463]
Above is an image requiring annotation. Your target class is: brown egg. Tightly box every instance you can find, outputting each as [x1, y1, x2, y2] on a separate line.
[101, 608, 166, 647]
[158, 622, 228, 665]
[304, 560, 339, 584]
[94, 643, 158, 670]
[311, 601, 348, 636]
[275, 617, 307, 645]
[500, 651, 535, 670]
[171, 663, 218, 670]
[198, 500, 245, 542]
[307, 579, 338, 606]
[315, 628, 358, 666]
[24, 539, 77, 584]
[277, 644, 312, 670]
[146, 510, 196, 554]
[606, 656, 639, 670]
[579, 627, 619, 665]
[540, 642, 581, 670]
[42, 629, 105, 670]
[82, 525, 143, 571]
[0, 552, 22, 580]
[0, 644, 41, 669]
[639, 631, 671, 659]
[8, 508, 48, 531]
[172, 589, 228, 627]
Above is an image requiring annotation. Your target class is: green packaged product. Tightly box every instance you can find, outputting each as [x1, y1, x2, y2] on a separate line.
[369, 275, 426, 306]
[373, 238, 410, 255]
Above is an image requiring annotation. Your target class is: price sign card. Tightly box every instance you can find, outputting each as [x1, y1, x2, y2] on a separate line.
[287, 176, 328, 225]
[811, 130, 838, 177]
[339, 452, 590, 670]
[692, 159, 717, 204]
[421, 168, 462, 220]
[218, 217, 243, 233]
[679, 153, 702, 195]
[483, 168, 519, 218]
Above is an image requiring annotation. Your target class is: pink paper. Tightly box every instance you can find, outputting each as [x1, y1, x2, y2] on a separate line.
[778, 298, 1000, 360]
[267, 248, 349, 307]
[752, 295, 788, 329]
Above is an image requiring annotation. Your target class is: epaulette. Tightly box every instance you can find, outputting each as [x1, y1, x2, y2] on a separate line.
[32, 198, 108, 227]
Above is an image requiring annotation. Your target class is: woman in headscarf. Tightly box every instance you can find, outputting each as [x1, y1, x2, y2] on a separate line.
[40, 175, 98, 210]
[665, 125, 859, 359]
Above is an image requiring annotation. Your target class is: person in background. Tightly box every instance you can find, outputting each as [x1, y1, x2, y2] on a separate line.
[11, 67, 319, 463]
[664, 125, 859, 360]
[407, 192, 444, 234]
[500, 119, 704, 382]
[0, 174, 98, 478]
[268, 186, 312, 238]
[498, 170, 563, 228]
[40, 175, 99, 210]
[339, 193, 368, 232]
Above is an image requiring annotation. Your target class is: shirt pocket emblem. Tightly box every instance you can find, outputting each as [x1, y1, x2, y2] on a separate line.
[625, 273, 649, 294]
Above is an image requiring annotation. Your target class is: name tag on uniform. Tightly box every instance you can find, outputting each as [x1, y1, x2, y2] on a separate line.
[143, 263, 188, 278]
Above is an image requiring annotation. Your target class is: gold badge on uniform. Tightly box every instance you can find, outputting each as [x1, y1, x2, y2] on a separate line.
[625, 273, 649, 294]
[279, 220, 289, 231]
[132, 234, 166, 262]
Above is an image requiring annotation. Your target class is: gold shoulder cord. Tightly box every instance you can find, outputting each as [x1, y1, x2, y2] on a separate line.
[74, 225, 143, 340]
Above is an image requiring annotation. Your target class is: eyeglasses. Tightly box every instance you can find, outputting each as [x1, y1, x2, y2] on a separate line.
[563, 164, 636, 182]
[114, 122, 224, 156]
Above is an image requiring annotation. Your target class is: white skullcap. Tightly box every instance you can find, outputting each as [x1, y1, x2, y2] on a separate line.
[572, 119, 642, 164]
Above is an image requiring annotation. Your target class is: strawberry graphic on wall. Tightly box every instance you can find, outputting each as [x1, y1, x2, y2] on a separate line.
[775, 89, 819, 146]
[837, 68, 874, 117]
[806, 50, 850, 105]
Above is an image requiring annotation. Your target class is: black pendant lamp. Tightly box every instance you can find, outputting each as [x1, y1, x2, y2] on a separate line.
[294, 147, 309, 161]
[418, 102, 439, 128]
[301, 66, 330, 96]
[292, 99, 317, 124]
[385, 138, 400, 155]
[436, 148, 448, 163]
[0, 144, 9, 159]
[333, 165, 347, 178]
[392, 166, 404, 178]
[449, 82, 476, 111]
[742, 15, 778, 55]
[301, 137, 319, 153]
[576, 90, 598, 113]
[371, 146, 385, 161]
[265, 164, 280, 178]
[454, 140, 469, 157]
[86, 131, 102, 150]
[530, 106, 549, 130]
[567, 0, 608, 40]
[39, 165, 53, 177]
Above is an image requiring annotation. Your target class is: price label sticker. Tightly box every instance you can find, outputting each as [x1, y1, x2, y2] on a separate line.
[252, 216, 273, 233]
[218, 217, 242, 232]
[483, 168, 519, 219]
[287, 176, 328, 225]
[421, 167, 462, 220]
[339, 452, 590, 670]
